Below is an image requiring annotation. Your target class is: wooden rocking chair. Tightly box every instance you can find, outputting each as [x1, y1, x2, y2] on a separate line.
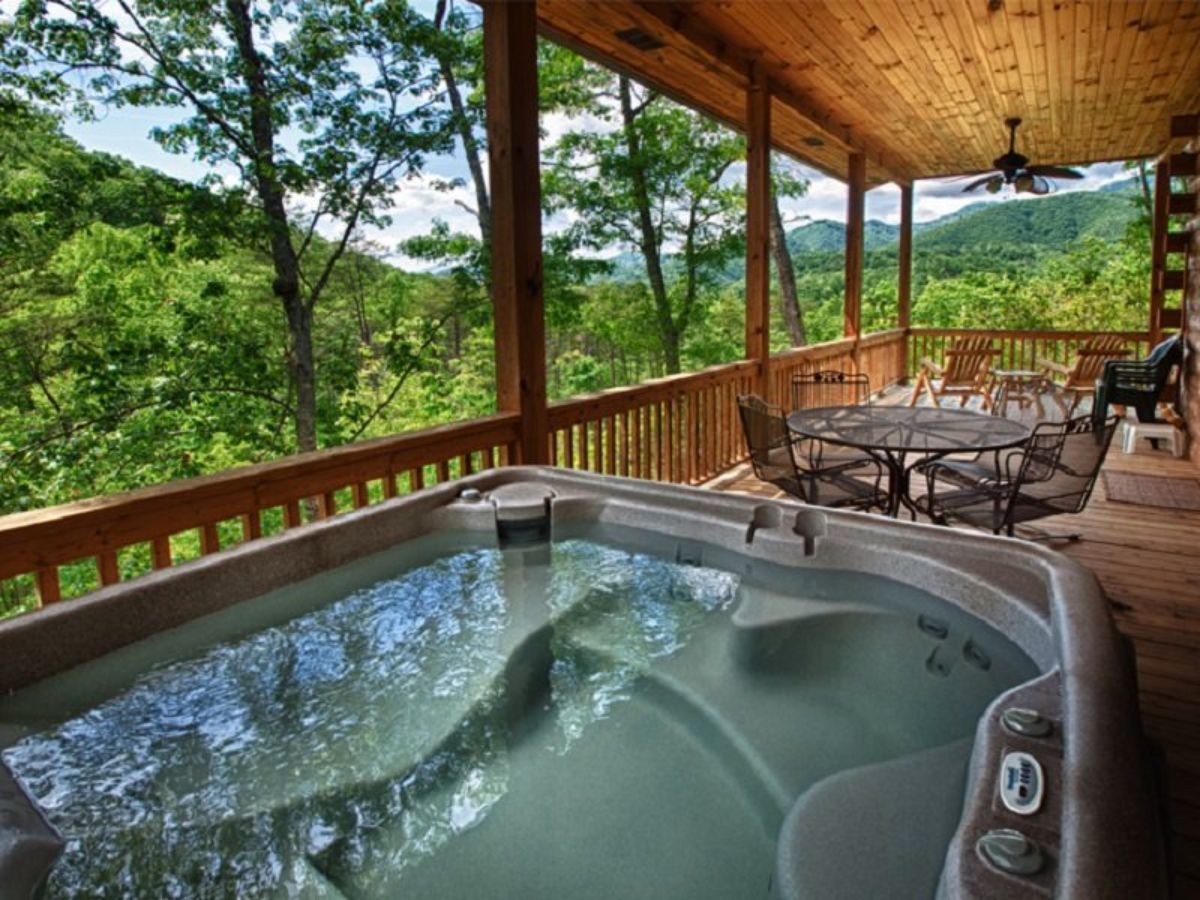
[908, 336, 999, 409]
[1038, 335, 1129, 417]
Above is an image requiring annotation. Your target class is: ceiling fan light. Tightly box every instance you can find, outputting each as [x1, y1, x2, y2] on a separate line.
[985, 178, 1002, 194]
[1014, 173, 1034, 193]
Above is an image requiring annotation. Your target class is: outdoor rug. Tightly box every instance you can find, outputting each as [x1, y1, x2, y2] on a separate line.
[1101, 471, 1200, 511]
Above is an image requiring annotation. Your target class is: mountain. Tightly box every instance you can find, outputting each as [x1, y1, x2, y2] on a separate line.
[783, 187, 1140, 256]
[599, 185, 1141, 284]
[785, 219, 898, 253]
[913, 190, 1138, 251]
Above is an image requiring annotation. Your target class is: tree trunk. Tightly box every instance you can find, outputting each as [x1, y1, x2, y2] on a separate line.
[618, 77, 679, 373]
[226, 0, 318, 453]
[661, 328, 682, 374]
[446, 65, 491, 244]
[435, 0, 490, 244]
[770, 194, 806, 346]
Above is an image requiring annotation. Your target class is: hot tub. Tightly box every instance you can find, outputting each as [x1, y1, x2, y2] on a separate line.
[0, 468, 1164, 899]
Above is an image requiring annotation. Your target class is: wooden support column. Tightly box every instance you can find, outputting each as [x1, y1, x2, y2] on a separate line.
[843, 153, 866, 343]
[897, 182, 914, 379]
[744, 66, 771, 400]
[484, 0, 547, 464]
[1149, 162, 1170, 346]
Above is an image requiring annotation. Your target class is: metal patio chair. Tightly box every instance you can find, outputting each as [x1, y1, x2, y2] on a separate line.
[908, 336, 1000, 410]
[791, 370, 871, 411]
[913, 414, 1120, 538]
[737, 394, 886, 511]
[1038, 334, 1129, 417]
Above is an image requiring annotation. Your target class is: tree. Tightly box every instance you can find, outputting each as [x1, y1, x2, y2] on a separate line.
[769, 155, 811, 346]
[542, 71, 745, 374]
[3, 0, 451, 452]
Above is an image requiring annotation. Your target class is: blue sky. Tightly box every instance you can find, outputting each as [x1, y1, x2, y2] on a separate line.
[27, 0, 1133, 269]
[62, 104, 1132, 269]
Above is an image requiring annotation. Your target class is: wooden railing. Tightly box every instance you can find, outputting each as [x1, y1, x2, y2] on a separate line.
[546, 329, 909, 485]
[7, 325, 1145, 616]
[768, 329, 908, 404]
[549, 359, 759, 484]
[0, 413, 521, 609]
[907, 328, 1152, 379]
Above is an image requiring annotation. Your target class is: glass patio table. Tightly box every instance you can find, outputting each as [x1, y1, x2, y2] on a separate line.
[786, 405, 1032, 517]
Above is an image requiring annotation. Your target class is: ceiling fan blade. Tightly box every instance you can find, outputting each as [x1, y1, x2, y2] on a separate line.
[962, 173, 1002, 193]
[1025, 165, 1084, 179]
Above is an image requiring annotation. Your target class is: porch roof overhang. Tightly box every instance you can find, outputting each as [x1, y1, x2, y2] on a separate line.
[537, 0, 1200, 186]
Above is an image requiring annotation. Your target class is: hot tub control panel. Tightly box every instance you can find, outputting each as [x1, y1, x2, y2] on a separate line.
[999, 750, 1044, 816]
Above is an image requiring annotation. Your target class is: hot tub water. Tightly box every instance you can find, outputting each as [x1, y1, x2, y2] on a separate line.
[0, 527, 1036, 899]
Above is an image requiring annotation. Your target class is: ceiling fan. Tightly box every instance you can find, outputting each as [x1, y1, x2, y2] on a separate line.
[961, 118, 1084, 195]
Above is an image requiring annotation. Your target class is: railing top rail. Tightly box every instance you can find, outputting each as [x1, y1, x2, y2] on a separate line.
[549, 358, 758, 411]
[767, 329, 905, 364]
[908, 327, 1151, 341]
[0, 412, 521, 578]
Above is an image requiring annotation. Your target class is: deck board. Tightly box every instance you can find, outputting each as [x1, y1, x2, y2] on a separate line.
[707, 389, 1200, 898]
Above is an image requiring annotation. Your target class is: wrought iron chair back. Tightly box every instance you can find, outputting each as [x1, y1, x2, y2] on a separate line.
[917, 414, 1118, 536]
[737, 394, 886, 510]
[791, 370, 870, 411]
[1003, 414, 1119, 531]
[737, 394, 805, 500]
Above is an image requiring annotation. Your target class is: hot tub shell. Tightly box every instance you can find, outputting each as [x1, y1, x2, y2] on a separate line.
[0, 467, 1166, 900]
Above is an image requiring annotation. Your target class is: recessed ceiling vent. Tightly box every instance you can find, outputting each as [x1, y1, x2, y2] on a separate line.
[615, 28, 665, 52]
[802, 136, 825, 147]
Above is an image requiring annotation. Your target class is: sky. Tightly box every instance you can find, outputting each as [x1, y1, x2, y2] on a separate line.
[62, 105, 1134, 269]
[26, 0, 1133, 270]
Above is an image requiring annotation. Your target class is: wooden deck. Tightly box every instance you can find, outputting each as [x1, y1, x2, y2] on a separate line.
[709, 406, 1200, 899]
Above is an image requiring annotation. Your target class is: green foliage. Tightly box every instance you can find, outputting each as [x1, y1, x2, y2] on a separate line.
[541, 67, 747, 373]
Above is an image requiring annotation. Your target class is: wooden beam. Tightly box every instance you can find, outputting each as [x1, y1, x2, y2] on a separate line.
[897, 183, 914, 330]
[745, 65, 771, 400]
[484, 0, 548, 465]
[897, 182, 914, 380]
[844, 154, 866, 341]
[1150, 162, 1169, 345]
[1171, 114, 1200, 140]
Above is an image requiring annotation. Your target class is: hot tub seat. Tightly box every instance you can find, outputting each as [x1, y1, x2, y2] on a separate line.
[772, 736, 974, 900]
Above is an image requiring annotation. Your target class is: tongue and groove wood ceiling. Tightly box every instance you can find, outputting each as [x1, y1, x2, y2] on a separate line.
[536, 0, 1200, 186]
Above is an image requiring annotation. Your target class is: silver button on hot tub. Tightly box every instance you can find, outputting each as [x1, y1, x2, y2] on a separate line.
[1000, 707, 1052, 738]
[977, 828, 1045, 877]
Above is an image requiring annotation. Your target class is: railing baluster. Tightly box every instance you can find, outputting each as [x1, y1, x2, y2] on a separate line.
[152, 535, 173, 569]
[352, 482, 370, 509]
[98, 550, 119, 587]
[241, 511, 262, 541]
[35, 568, 61, 606]
[200, 523, 220, 555]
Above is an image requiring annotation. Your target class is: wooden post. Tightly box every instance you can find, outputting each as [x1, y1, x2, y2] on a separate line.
[897, 182, 914, 379]
[844, 153, 866, 344]
[1149, 162, 1170, 346]
[484, 0, 548, 465]
[745, 66, 771, 400]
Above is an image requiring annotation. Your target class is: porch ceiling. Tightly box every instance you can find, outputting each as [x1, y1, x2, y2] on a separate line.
[537, 0, 1200, 186]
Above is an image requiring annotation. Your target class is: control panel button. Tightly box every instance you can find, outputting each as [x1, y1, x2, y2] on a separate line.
[999, 750, 1045, 815]
[977, 828, 1045, 876]
[1000, 707, 1052, 738]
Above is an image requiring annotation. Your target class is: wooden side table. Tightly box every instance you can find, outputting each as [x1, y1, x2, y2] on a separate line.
[990, 369, 1046, 418]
